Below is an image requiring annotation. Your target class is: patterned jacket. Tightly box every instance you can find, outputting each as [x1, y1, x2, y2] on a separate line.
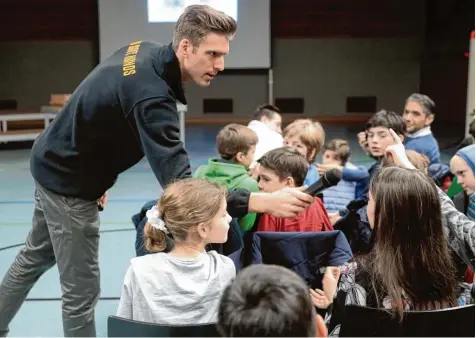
[438, 187, 475, 271]
[327, 188, 475, 336]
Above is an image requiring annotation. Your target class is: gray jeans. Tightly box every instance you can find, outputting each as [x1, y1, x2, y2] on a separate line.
[0, 182, 100, 337]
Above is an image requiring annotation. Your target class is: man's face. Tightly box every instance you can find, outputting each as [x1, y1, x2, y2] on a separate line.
[257, 167, 289, 193]
[183, 33, 229, 87]
[367, 127, 398, 157]
[403, 101, 434, 134]
[261, 114, 282, 134]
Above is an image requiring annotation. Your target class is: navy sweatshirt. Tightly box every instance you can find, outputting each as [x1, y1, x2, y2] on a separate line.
[30, 41, 249, 217]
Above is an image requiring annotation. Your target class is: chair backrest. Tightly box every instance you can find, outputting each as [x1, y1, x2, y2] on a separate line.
[241, 230, 352, 289]
[339, 304, 475, 337]
[107, 316, 219, 337]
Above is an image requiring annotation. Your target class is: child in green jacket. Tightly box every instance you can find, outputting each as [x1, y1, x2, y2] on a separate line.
[194, 124, 259, 232]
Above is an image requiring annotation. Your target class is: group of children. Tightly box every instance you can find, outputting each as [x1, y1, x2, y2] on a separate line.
[195, 105, 373, 235]
[116, 93, 475, 336]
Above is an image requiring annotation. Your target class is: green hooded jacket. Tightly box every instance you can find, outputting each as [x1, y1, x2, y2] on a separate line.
[194, 158, 259, 231]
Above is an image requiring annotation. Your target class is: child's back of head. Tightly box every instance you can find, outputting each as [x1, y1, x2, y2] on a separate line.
[257, 147, 308, 192]
[283, 119, 325, 163]
[216, 124, 258, 168]
[218, 264, 324, 337]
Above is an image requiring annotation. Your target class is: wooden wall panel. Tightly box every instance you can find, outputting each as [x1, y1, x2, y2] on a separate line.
[0, 0, 97, 41]
[0, 0, 422, 41]
[272, 0, 422, 38]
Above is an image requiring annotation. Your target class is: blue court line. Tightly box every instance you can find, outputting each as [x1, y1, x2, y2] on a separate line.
[0, 198, 153, 205]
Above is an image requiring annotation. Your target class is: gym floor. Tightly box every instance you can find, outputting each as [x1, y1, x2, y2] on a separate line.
[0, 124, 456, 336]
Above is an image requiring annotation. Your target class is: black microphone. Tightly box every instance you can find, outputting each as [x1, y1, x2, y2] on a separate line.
[304, 169, 342, 196]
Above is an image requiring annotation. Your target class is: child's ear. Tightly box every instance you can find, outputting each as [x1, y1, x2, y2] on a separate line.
[196, 222, 208, 239]
[235, 152, 245, 164]
[399, 134, 405, 143]
[285, 176, 296, 187]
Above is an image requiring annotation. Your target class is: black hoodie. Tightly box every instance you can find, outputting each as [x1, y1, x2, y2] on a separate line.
[31, 41, 193, 200]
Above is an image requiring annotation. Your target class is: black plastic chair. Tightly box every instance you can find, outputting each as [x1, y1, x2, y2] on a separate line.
[339, 304, 475, 337]
[107, 316, 219, 337]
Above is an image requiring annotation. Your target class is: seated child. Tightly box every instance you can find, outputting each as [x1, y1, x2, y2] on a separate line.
[283, 119, 325, 187]
[218, 264, 327, 337]
[450, 144, 475, 221]
[117, 178, 236, 325]
[257, 147, 333, 232]
[317, 139, 369, 213]
[357, 110, 407, 196]
[194, 124, 259, 232]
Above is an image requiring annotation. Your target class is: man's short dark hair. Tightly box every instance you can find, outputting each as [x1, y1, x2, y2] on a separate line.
[217, 265, 317, 337]
[258, 147, 308, 186]
[405, 93, 435, 117]
[366, 109, 406, 136]
[252, 104, 281, 121]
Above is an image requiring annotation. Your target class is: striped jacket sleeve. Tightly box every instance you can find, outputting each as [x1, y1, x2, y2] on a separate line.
[438, 187, 475, 271]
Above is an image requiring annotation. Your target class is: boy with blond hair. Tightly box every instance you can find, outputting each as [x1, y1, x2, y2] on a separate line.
[194, 124, 259, 232]
[283, 119, 325, 186]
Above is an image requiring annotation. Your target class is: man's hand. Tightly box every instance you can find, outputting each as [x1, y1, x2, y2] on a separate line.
[249, 186, 314, 218]
[316, 163, 343, 176]
[97, 191, 108, 211]
[385, 129, 415, 170]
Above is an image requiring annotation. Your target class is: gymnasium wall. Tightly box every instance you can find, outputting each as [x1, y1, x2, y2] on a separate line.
[0, 0, 472, 126]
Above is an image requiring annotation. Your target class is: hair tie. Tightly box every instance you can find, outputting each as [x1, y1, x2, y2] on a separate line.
[146, 205, 169, 234]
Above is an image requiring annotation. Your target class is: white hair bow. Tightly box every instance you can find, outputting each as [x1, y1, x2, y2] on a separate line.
[146, 205, 169, 234]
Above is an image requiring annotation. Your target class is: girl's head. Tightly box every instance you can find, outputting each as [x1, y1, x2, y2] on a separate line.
[283, 119, 325, 163]
[450, 144, 475, 196]
[144, 178, 231, 253]
[367, 167, 457, 315]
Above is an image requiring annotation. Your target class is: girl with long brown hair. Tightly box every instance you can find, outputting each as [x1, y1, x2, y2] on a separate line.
[325, 167, 472, 336]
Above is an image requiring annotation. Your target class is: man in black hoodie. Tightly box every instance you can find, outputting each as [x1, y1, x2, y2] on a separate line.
[0, 5, 313, 337]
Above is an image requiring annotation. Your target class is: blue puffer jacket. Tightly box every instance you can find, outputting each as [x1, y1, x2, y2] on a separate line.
[323, 179, 357, 213]
[322, 162, 370, 212]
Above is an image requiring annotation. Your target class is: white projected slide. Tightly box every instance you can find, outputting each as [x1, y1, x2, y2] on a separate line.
[148, 0, 237, 23]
